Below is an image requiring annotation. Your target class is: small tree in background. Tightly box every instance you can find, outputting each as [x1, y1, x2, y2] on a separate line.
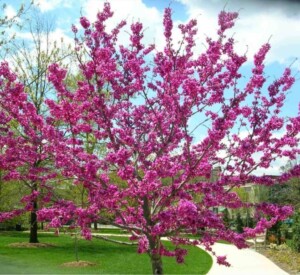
[0, 9, 75, 243]
[0, 62, 58, 242]
[266, 160, 300, 245]
[245, 211, 255, 228]
[0, 1, 33, 47]
[235, 213, 244, 233]
[1, 3, 300, 274]
[222, 208, 231, 228]
[291, 211, 300, 252]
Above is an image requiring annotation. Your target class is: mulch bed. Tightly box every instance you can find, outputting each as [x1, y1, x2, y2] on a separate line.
[258, 247, 300, 275]
[8, 242, 56, 248]
[61, 261, 97, 267]
[7, 243, 96, 268]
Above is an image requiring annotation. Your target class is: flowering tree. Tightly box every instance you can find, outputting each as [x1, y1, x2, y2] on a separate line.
[0, 10, 76, 242]
[1, 3, 300, 274]
[0, 62, 56, 242]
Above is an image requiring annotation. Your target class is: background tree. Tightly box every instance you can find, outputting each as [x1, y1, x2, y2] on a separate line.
[268, 160, 300, 209]
[0, 0, 34, 231]
[0, 11, 74, 243]
[0, 1, 33, 47]
[8, 11, 73, 115]
[222, 208, 230, 228]
[292, 210, 300, 252]
[266, 160, 300, 245]
[235, 213, 244, 233]
[0, 61, 58, 243]
[0, 175, 27, 230]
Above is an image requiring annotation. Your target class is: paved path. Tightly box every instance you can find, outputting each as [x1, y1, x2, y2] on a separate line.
[205, 243, 289, 275]
[93, 233, 288, 274]
[94, 234, 288, 274]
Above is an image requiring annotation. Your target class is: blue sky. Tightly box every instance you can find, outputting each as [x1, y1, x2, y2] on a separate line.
[4, 0, 300, 174]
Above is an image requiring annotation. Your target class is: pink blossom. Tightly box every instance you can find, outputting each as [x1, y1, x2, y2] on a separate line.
[80, 16, 90, 29]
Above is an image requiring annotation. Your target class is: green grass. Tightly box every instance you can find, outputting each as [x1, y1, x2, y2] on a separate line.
[0, 232, 212, 274]
[43, 227, 128, 235]
[91, 228, 128, 234]
[217, 240, 231, 244]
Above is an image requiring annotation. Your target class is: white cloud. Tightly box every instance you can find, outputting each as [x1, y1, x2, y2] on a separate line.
[13, 27, 73, 51]
[35, 0, 72, 13]
[29, 0, 300, 66]
[254, 157, 288, 176]
[78, 0, 300, 66]
[47, 28, 74, 48]
[4, 5, 17, 20]
[175, 0, 300, 65]
[81, 0, 164, 49]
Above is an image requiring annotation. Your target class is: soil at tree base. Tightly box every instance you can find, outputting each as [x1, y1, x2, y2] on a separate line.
[61, 261, 96, 267]
[7, 242, 55, 248]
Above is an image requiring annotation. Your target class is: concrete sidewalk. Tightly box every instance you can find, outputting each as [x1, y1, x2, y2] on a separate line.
[205, 243, 289, 275]
[92, 233, 288, 274]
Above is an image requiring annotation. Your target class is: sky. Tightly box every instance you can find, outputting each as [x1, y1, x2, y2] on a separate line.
[4, 0, 299, 63]
[3, 0, 300, 175]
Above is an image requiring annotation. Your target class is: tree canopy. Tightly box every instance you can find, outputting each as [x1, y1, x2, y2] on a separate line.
[0, 3, 300, 274]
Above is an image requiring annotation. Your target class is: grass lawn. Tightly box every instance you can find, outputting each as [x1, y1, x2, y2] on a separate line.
[0, 231, 212, 274]
[92, 228, 128, 234]
[46, 227, 128, 235]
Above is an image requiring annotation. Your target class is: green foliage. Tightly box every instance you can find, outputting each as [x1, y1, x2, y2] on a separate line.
[269, 221, 284, 245]
[222, 208, 230, 228]
[267, 160, 300, 209]
[235, 212, 244, 233]
[245, 211, 255, 228]
[60, 183, 89, 208]
[233, 187, 249, 202]
[291, 211, 300, 252]
[0, 179, 27, 213]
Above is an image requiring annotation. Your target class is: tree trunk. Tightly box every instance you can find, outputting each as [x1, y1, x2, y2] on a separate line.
[142, 196, 163, 274]
[94, 222, 98, 230]
[150, 253, 163, 275]
[148, 235, 163, 274]
[29, 200, 39, 243]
